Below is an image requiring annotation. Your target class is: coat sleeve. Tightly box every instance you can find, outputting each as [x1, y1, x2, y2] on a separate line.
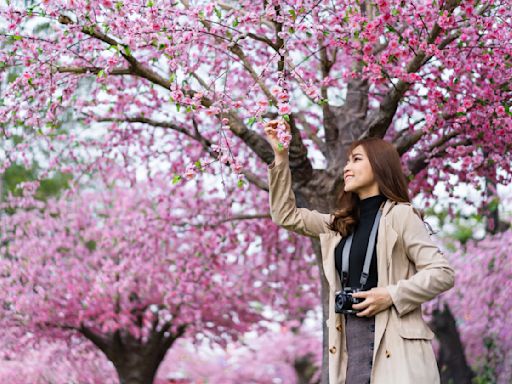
[386, 205, 455, 317]
[268, 157, 332, 238]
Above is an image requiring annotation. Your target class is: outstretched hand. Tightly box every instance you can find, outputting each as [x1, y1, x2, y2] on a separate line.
[263, 119, 291, 155]
[351, 287, 393, 317]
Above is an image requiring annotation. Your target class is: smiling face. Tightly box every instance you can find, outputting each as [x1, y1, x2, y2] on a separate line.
[343, 145, 380, 199]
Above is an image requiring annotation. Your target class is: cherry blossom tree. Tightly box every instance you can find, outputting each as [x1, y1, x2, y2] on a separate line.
[0, 171, 319, 384]
[1, 1, 511, 381]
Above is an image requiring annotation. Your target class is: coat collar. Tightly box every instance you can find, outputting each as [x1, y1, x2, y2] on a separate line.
[322, 199, 397, 240]
[382, 198, 398, 218]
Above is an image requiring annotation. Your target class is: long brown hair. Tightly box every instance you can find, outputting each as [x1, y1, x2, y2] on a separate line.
[328, 137, 421, 237]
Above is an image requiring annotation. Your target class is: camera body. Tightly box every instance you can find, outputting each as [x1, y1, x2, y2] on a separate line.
[335, 287, 364, 314]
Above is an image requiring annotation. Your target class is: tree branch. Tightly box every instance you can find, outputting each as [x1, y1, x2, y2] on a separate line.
[54, 66, 131, 75]
[58, 11, 312, 184]
[97, 115, 269, 191]
[294, 112, 328, 158]
[229, 44, 277, 104]
[407, 131, 468, 176]
[394, 128, 425, 156]
[364, 1, 463, 139]
[80, 324, 110, 353]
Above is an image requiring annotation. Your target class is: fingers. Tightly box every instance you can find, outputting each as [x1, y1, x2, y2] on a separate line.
[263, 119, 291, 132]
[356, 307, 373, 317]
[351, 291, 370, 299]
[352, 298, 370, 311]
[264, 119, 280, 128]
[263, 120, 278, 140]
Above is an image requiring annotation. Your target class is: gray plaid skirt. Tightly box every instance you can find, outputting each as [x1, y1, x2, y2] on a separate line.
[345, 314, 375, 384]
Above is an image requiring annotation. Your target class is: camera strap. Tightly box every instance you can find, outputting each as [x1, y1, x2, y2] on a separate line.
[341, 201, 385, 289]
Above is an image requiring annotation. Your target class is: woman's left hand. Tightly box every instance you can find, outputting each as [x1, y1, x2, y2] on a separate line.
[351, 287, 393, 317]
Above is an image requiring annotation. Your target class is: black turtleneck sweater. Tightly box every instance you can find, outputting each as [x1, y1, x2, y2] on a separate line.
[335, 194, 387, 290]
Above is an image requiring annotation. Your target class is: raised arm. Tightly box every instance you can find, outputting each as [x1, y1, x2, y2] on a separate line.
[386, 204, 455, 317]
[265, 121, 332, 238]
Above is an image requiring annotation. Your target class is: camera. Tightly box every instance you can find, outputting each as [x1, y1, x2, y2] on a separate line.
[335, 287, 364, 314]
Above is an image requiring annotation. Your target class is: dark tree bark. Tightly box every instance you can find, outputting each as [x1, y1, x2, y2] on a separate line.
[430, 305, 475, 384]
[81, 324, 186, 384]
[295, 355, 321, 384]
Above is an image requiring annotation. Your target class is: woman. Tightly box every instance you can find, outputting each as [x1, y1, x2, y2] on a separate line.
[264, 121, 455, 384]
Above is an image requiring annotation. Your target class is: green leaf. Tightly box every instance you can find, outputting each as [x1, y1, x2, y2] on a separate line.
[237, 179, 245, 188]
[194, 160, 204, 171]
[283, 114, 290, 122]
[123, 45, 131, 56]
[115, 1, 123, 11]
[214, 7, 222, 18]
[232, 18, 239, 27]
[277, 142, 284, 151]
[172, 175, 182, 184]
[97, 69, 105, 78]
[12, 35, 23, 41]
[176, 104, 181, 112]
[487, 197, 500, 212]
[147, 0, 154, 7]
[288, 9, 296, 20]
[247, 117, 256, 127]
[85, 240, 97, 252]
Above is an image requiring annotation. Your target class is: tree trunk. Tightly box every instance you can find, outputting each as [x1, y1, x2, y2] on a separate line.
[108, 333, 170, 384]
[295, 355, 320, 384]
[430, 304, 474, 384]
[113, 353, 161, 384]
[82, 325, 184, 384]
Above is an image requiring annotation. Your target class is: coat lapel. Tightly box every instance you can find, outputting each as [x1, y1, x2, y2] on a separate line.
[320, 232, 342, 293]
[374, 200, 398, 361]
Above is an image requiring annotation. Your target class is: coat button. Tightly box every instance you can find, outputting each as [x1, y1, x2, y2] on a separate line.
[329, 346, 337, 354]
[336, 324, 342, 332]
[385, 349, 391, 358]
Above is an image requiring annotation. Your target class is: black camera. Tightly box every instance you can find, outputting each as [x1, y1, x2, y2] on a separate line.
[335, 287, 364, 314]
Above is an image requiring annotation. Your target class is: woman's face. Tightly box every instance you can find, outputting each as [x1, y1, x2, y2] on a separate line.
[343, 145, 380, 199]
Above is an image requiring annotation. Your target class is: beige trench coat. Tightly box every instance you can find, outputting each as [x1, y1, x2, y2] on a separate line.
[268, 158, 455, 384]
